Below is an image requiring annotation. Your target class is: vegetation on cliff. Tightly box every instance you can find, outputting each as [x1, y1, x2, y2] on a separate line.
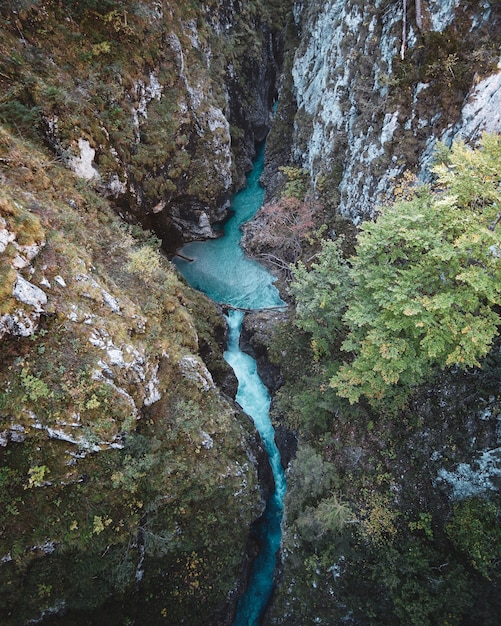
[0, 124, 263, 624]
[0, 0, 291, 245]
[0, 1, 300, 622]
[287, 0, 500, 222]
[266, 135, 501, 624]
[292, 134, 501, 406]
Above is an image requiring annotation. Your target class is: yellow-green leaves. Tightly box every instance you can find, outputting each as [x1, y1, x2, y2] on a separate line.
[126, 244, 162, 279]
[332, 136, 500, 403]
[291, 134, 501, 406]
[290, 239, 352, 358]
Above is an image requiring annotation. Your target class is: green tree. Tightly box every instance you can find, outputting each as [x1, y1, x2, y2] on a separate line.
[291, 133, 501, 405]
[333, 134, 500, 403]
[446, 497, 501, 580]
[284, 444, 338, 522]
[290, 239, 352, 358]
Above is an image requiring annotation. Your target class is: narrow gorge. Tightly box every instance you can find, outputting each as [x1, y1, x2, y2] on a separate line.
[0, 1, 500, 625]
[174, 145, 286, 624]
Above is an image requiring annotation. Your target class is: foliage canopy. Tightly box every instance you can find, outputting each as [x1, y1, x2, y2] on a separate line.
[291, 133, 501, 405]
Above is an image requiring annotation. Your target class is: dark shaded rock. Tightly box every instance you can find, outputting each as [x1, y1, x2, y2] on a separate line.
[240, 309, 287, 393]
[275, 424, 298, 469]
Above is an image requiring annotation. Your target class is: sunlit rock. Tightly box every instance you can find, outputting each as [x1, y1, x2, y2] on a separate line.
[178, 354, 215, 391]
[13, 275, 47, 311]
[69, 138, 100, 180]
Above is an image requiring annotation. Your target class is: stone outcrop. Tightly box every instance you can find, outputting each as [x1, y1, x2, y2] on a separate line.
[0, 125, 264, 625]
[0, 2, 285, 249]
[278, 0, 501, 223]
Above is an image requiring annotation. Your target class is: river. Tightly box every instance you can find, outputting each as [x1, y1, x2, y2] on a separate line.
[173, 144, 286, 625]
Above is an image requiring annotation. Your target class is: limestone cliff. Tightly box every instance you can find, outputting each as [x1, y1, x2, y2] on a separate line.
[256, 2, 501, 624]
[0, 122, 270, 624]
[270, 0, 501, 222]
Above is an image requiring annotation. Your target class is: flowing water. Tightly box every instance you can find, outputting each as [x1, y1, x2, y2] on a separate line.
[173, 144, 283, 311]
[225, 309, 286, 625]
[173, 145, 286, 625]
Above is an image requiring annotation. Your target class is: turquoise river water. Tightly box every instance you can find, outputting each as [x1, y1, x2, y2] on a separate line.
[173, 145, 286, 625]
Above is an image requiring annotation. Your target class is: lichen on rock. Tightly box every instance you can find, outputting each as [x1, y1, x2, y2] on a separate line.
[0, 125, 263, 625]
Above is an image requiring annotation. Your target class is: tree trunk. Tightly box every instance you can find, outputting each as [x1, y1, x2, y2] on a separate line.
[400, 0, 407, 60]
[415, 0, 423, 29]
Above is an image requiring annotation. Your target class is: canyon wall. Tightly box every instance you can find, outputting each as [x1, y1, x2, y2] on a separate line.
[0, 1, 289, 623]
[1, 0, 500, 624]
[277, 0, 501, 222]
[0, 1, 287, 246]
[261, 2, 501, 624]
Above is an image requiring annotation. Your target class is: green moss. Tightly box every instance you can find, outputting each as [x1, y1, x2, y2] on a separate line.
[0, 125, 261, 624]
[0, 193, 44, 245]
[0, 262, 16, 314]
[447, 497, 501, 580]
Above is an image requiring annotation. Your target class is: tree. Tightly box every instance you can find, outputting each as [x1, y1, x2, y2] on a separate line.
[401, 0, 424, 59]
[243, 165, 322, 271]
[415, 0, 423, 30]
[255, 195, 317, 264]
[335, 134, 501, 403]
[291, 133, 501, 405]
[446, 497, 501, 580]
[290, 239, 352, 357]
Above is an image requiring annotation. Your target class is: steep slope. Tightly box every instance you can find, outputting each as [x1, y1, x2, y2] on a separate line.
[268, 0, 501, 223]
[0, 126, 266, 624]
[0, 0, 289, 246]
[252, 2, 501, 624]
[0, 2, 300, 622]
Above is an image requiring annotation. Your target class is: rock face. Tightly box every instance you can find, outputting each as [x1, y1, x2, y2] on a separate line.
[0, 3, 293, 620]
[0, 126, 263, 624]
[0, 2, 285, 249]
[241, 310, 286, 393]
[259, 3, 501, 625]
[1, 1, 500, 624]
[282, 0, 501, 222]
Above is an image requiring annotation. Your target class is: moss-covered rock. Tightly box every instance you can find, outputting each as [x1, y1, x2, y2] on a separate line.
[0, 0, 291, 249]
[0, 126, 264, 625]
[265, 300, 501, 625]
